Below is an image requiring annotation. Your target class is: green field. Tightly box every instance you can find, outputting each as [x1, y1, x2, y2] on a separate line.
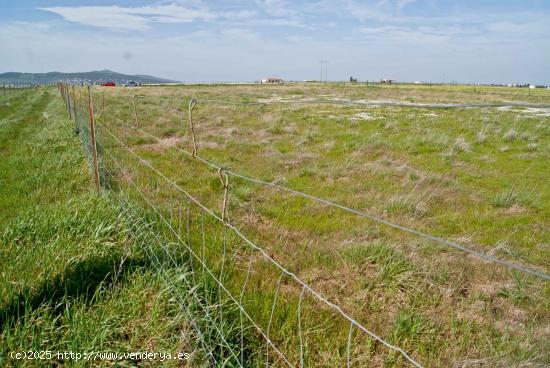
[0, 89, 249, 367]
[2, 83, 550, 367]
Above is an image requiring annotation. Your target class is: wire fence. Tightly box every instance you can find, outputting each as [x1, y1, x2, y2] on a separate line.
[57, 83, 550, 367]
[1, 83, 37, 96]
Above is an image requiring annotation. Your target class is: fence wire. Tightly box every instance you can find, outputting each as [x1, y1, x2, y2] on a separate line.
[60, 84, 427, 367]
[58, 83, 550, 367]
[86, 86, 550, 282]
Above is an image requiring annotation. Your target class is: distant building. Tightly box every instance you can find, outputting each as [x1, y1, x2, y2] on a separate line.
[124, 81, 142, 87]
[261, 77, 283, 84]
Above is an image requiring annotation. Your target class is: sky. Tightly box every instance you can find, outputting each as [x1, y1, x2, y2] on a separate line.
[0, 1, 549, 84]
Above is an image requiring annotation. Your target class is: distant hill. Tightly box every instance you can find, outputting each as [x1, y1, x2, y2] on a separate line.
[0, 70, 179, 85]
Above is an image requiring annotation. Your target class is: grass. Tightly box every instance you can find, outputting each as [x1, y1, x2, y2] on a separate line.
[0, 90, 255, 367]
[83, 82, 550, 367]
[3, 83, 549, 367]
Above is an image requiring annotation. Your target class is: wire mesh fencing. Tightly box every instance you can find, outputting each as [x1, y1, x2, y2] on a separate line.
[58, 85, 428, 367]
[57, 83, 550, 367]
[0, 83, 37, 96]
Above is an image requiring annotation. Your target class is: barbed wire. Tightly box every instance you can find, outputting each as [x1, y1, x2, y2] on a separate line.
[60, 83, 550, 368]
[119, 207, 221, 367]
[97, 119, 424, 367]
[92, 97, 550, 282]
[101, 134, 296, 367]
[100, 156, 245, 367]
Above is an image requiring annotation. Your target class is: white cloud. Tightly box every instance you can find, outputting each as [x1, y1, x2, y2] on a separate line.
[358, 25, 458, 43]
[2, 1, 549, 84]
[39, 3, 217, 31]
[345, 0, 415, 21]
[256, 0, 297, 17]
[238, 18, 308, 28]
[39, 6, 151, 31]
[248, 0, 309, 28]
[38, 2, 305, 31]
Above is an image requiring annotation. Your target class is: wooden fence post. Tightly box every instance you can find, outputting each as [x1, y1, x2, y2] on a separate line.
[66, 84, 70, 112]
[72, 85, 78, 133]
[87, 85, 101, 193]
[133, 95, 139, 128]
[68, 85, 73, 120]
[64, 84, 68, 108]
[71, 86, 77, 120]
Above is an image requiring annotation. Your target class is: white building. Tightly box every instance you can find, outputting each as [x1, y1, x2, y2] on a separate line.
[261, 77, 283, 84]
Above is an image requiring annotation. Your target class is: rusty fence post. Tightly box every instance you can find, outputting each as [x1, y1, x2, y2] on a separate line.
[87, 85, 101, 193]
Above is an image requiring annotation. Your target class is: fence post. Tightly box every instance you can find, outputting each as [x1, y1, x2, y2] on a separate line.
[87, 85, 101, 193]
[72, 85, 78, 133]
[61, 83, 69, 110]
[188, 98, 198, 156]
[133, 95, 139, 128]
[66, 84, 70, 112]
[71, 85, 75, 121]
[68, 85, 73, 120]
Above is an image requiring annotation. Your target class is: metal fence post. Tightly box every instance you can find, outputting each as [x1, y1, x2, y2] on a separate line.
[87, 85, 101, 193]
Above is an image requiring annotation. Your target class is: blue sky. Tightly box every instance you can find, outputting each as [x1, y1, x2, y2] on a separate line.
[0, 1, 549, 83]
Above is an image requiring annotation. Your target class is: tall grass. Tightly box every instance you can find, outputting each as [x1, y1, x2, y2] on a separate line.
[1, 89, 254, 367]
[83, 83, 550, 366]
